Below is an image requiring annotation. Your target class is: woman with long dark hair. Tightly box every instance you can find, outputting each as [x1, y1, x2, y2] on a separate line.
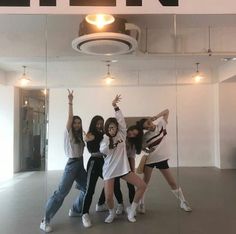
[137, 109, 192, 214]
[96, 125, 143, 215]
[100, 95, 146, 224]
[78, 115, 105, 228]
[40, 90, 87, 233]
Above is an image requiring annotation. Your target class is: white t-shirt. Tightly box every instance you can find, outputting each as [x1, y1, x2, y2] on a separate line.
[142, 118, 170, 164]
[100, 109, 130, 180]
[64, 129, 84, 158]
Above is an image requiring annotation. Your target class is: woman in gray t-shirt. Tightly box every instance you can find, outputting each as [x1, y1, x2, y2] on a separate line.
[40, 90, 87, 233]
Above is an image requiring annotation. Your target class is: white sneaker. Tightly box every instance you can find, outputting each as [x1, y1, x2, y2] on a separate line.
[116, 203, 124, 215]
[126, 207, 136, 223]
[40, 219, 52, 233]
[82, 213, 92, 228]
[96, 203, 108, 212]
[68, 209, 81, 217]
[138, 203, 146, 214]
[105, 211, 116, 223]
[180, 201, 192, 212]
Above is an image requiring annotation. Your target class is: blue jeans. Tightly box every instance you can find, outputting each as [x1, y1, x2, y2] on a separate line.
[45, 157, 87, 223]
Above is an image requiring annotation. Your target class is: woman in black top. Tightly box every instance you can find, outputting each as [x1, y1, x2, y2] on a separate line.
[79, 115, 105, 228]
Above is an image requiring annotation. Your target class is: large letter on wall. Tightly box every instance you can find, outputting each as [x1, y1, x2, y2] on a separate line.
[70, 0, 116, 6]
[126, 0, 142, 6]
[0, 0, 30, 6]
[40, 0, 56, 6]
[159, 0, 178, 6]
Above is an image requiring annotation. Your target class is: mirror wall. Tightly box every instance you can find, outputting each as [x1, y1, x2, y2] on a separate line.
[0, 13, 236, 234]
[176, 14, 236, 234]
[0, 15, 47, 233]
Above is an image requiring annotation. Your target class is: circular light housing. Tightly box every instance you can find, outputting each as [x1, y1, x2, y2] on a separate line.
[72, 32, 138, 56]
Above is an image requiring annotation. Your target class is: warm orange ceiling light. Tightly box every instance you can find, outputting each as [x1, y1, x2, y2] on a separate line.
[193, 62, 204, 83]
[85, 14, 115, 29]
[104, 63, 115, 85]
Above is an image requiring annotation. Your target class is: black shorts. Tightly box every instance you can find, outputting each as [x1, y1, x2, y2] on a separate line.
[146, 160, 169, 169]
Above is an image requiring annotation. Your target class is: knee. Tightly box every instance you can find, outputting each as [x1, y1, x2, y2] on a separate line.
[53, 190, 66, 202]
[138, 181, 147, 192]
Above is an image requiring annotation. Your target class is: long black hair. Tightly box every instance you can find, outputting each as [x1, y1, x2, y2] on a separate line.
[104, 117, 119, 149]
[88, 115, 104, 135]
[136, 118, 148, 130]
[127, 125, 143, 154]
[86, 115, 104, 153]
[72, 116, 84, 144]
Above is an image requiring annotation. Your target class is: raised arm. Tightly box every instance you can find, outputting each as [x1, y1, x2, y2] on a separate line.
[112, 94, 126, 133]
[66, 89, 74, 131]
[151, 109, 169, 123]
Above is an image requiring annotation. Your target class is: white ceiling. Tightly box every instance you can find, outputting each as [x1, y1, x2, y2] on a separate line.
[0, 14, 236, 88]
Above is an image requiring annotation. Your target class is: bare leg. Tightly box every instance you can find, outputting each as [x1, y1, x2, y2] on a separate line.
[122, 172, 147, 222]
[122, 172, 146, 203]
[159, 168, 178, 190]
[160, 169, 192, 212]
[104, 179, 116, 223]
[104, 179, 115, 209]
[140, 165, 153, 205]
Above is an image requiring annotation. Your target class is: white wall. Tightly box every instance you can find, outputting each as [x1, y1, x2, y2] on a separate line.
[48, 85, 215, 170]
[177, 84, 215, 167]
[0, 70, 6, 85]
[0, 85, 14, 181]
[219, 82, 236, 169]
[13, 88, 20, 173]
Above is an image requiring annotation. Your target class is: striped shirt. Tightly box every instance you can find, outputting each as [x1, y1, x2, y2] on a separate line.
[142, 118, 170, 164]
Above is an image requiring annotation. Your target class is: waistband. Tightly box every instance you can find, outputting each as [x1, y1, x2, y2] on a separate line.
[90, 152, 105, 158]
[68, 157, 82, 161]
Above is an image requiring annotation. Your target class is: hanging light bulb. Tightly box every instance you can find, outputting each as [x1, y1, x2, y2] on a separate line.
[41, 89, 47, 95]
[104, 63, 115, 85]
[193, 63, 204, 83]
[85, 14, 115, 29]
[19, 66, 31, 86]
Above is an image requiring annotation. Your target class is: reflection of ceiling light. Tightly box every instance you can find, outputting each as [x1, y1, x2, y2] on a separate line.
[104, 63, 115, 85]
[19, 66, 31, 87]
[222, 57, 236, 62]
[193, 63, 204, 83]
[85, 14, 115, 29]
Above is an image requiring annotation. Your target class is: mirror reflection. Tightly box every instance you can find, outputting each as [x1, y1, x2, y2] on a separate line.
[0, 13, 236, 234]
[0, 14, 47, 234]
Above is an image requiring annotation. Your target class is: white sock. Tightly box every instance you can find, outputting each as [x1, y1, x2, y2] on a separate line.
[172, 187, 186, 202]
[109, 208, 115, 215]
[131, 202, 138, 213]
[140, 189, 147, 204]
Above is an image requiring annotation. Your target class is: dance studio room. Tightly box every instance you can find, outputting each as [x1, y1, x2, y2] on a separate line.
[0, 1, 235, 234]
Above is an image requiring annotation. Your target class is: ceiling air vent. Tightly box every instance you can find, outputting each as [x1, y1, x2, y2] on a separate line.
[72, 17, 140, 56]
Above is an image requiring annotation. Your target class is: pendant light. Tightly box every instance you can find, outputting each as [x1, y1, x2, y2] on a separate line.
[19, 66, 31, 86]
[104, 63, 115, 85]
[193, 63, 204, 83]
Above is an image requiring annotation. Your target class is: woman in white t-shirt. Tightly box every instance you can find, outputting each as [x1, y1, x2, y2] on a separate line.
[40, 90, 87, 233]
[137, 109, 192, 214]
[96, 125, 143, 215]
[100, 95, 146, 224]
